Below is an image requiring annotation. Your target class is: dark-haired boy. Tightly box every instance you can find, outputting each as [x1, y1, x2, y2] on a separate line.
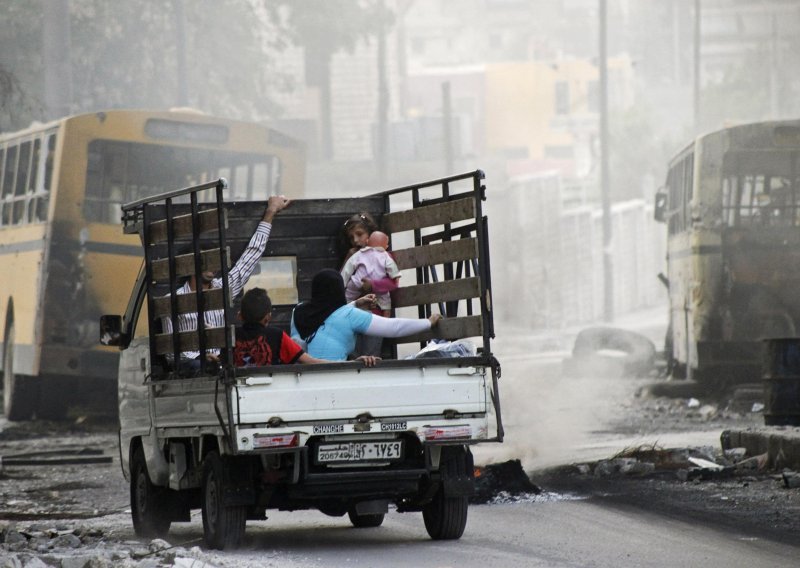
[234, 288, 326, 366]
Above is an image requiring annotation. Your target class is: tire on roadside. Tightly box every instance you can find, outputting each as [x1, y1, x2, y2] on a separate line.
[565, 326, 656, 378]
[202, 451, 246, 550]
[423, 445, 471, 540]
[130, 446, 171, 538]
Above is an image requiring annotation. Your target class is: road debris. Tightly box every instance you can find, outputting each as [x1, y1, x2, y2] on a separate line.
[782, 471, 800, 489]
[472, 460, 541, 504]
[0, 521, 224, 568]
[0, 448, 111, 471]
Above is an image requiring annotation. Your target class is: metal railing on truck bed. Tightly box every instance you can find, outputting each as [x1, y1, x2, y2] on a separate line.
[119, 170, 497, 377]
[121, 178, 234, 378]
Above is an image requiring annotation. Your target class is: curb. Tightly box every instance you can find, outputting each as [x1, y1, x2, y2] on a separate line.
[721, 427, 800, 470]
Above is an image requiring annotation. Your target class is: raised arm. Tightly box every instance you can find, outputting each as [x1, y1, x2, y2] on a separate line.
[225, 195, 290, 297]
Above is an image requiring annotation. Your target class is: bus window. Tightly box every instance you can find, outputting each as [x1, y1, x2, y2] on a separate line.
[44, 134, 56, 192]
[84, 140, 279, 223]
[252, 163, 267, 199]
[15, 141, 31, 197]
[234, 163, 249, 199]
[3, 145, 17, 200]
[721, 150, 800, 227]
[28, 139, 41, 195]
[0, 146, 6, 197]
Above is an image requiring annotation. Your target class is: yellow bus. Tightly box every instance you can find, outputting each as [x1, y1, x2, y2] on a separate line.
[0, 109, 305, 420]
[655, 119, 800, 389]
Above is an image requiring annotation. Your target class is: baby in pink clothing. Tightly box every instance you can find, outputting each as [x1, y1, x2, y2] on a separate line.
[340, 231, 400, 316]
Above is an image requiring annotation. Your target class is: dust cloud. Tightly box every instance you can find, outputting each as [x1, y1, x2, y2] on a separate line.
[474, 311, 667, 471]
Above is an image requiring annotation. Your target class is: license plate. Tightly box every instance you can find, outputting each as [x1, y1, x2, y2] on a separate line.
[317, 440, 403, 463]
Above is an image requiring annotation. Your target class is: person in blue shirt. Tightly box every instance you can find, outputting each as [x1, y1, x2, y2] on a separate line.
[290, 269, 441, 363]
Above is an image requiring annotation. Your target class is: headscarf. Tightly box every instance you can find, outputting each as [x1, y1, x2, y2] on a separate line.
[293, 269, 347, 342]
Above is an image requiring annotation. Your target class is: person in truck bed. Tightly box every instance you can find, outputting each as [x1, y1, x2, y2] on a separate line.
[161, 195, 290, 370]
[340, 212, 399, 297]
[340, 230, 400, 317]
[340, 212, 401, 357]
[234, 287, 326, 366]
[290, 269, 441, 362]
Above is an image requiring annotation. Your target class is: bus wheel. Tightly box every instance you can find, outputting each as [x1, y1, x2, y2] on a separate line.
[423, 446, 471, 540]
[202, 451, 246, 550]
[130, 447, 171, 538]
[3, 322, 37, 421]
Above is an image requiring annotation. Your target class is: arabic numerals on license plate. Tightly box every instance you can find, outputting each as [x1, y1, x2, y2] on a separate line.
[350, 443, 365, 459]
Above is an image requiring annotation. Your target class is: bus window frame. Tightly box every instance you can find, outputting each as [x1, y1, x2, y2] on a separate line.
[83, 139, 282, 224]
[0, 132, 56, 228]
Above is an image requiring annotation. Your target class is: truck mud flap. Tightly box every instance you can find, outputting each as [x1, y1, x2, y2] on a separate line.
[222, 458, 255, 507]
[442, 447, 475, 497]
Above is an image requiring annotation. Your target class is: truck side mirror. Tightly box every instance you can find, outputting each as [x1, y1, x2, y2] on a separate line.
[654, 190, 668, 223]
[100, 315, 123, 346]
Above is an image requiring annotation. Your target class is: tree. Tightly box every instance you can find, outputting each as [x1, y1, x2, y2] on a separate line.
[1, 0, 295, 132]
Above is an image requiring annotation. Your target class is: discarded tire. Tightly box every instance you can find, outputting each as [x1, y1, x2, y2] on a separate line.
[563, 326, 656, 378]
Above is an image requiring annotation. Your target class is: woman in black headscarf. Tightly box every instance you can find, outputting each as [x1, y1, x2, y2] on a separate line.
[291, 269, 441, 363]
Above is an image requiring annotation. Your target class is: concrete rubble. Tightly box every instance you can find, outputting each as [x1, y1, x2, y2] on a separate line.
[0, 522, 227, 568]
[572, 440, 800, 486]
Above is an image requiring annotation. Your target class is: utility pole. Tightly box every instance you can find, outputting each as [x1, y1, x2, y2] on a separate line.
[599, 0, 613, 322]
[693, 0, 701, 133]
[174, 0, 189, 107]
[43, 0, 73, 120]
[769, 11, 779, 118]
[442, 81, 453, 175]
[376, 0, 389, 183]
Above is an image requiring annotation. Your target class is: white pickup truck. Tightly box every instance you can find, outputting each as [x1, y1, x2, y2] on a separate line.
[102, 171, 503, 549]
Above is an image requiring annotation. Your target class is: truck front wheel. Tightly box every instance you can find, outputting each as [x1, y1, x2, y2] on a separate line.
[202, 451, 246, 550]
[130, 447, 171, 538]
[423, 446, 470, 540]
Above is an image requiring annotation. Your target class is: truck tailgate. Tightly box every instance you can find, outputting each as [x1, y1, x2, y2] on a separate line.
[233, 362, 487, 424]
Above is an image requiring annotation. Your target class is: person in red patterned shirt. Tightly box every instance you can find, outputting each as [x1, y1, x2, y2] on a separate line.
[234, 288, 326, 366]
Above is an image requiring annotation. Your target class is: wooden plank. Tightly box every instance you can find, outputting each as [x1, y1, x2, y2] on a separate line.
[392, 238, 478, 270]
[394, 315, 483, 344]
[151, 248, 225, 281]
[151, 288, 226, 319]
[391, 277, 480, 309]
[148, 209, 220, 245]
[383, 197, 475, 233]
[154, 327, 228, 356]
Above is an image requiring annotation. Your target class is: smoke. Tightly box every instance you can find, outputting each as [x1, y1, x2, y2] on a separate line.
[474, 311, 666, 471]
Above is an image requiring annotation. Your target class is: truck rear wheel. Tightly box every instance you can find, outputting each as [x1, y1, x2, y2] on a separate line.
[202, 451, 246, 550]
[423, 446, 470, 540]
[130, 447, 171, 538]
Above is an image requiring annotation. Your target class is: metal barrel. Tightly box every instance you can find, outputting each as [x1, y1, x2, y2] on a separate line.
[763, 338, 800, 426]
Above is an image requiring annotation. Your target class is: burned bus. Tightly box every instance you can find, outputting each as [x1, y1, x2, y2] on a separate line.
[655, 119, 800, 387]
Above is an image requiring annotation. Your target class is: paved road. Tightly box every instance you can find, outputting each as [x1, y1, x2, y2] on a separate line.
[160, 498, 797, 568]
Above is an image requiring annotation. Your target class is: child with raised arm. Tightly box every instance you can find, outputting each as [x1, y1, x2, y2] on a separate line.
[340, 230, 400, 318]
